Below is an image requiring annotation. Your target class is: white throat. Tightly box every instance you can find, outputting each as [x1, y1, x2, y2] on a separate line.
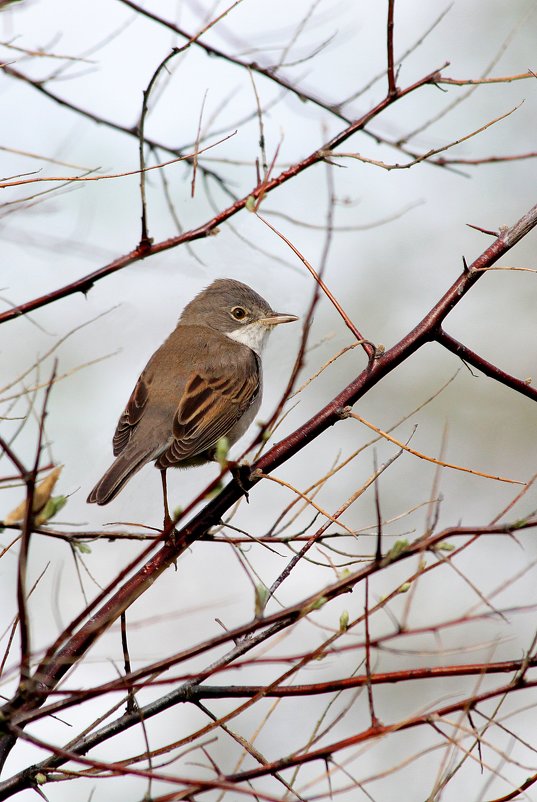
[226, 322, 269, 355]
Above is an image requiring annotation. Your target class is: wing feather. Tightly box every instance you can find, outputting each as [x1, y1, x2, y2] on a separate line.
[156, 363, 259, 469]
[112, 375, 150, 456]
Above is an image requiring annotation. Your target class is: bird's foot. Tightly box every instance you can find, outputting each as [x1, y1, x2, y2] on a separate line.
[228, 460, 252, 503]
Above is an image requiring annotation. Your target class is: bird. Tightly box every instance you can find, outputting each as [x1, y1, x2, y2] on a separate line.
[87, 278, 298, 526]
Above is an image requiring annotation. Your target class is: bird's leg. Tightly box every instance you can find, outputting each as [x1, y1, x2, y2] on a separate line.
[160, 469, 173, 532]
[228, 460, 251, 503]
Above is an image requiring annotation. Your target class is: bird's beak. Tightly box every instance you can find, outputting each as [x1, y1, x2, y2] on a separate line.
[260, 312, 299, 326]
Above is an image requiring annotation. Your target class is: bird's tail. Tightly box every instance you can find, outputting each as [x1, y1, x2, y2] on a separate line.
[87, 446, 155, 505]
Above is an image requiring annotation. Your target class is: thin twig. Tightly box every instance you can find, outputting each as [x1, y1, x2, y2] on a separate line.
[256, 212, 375, 357]
[16, 362, 57, 684]
[436, 329, 537, 403]
[386, 0, 396, 96]
[349, 411, 523, 485]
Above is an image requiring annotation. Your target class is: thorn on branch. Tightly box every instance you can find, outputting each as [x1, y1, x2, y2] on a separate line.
[430, 66, 448, 87]
[466, 222, 499, 237]
[317, 149, 341, 167]
[79, 281, 94, 297]
[432, 78, 448, 93]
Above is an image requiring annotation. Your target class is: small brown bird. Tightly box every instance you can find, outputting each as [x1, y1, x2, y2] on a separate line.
[87, 278, 298, 523]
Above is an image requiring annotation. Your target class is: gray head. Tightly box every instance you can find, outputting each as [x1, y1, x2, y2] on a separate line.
[180, 278, 298, 353]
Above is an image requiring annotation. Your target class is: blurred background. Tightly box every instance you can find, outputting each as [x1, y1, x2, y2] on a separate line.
[1, 1, 537, 799]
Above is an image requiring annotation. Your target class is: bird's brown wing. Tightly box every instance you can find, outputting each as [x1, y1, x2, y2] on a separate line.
[112, 374, 150, 456]
[155, 359, 259, 469]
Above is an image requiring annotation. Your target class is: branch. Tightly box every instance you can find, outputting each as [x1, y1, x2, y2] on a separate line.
[0, 64, 236, 198]
[386, 0, 396, 96]
[1, 203, 535, 747]
[0, 133, 236, 189]
[436, 329, 537, 403]
[136, 0, 244, 244]
[0, 65, 443, 327]
[4, 633, 537, 798]
[116, 0, 464, 174]
[221, 674, 537, 785]
[256, 212, 375, 358]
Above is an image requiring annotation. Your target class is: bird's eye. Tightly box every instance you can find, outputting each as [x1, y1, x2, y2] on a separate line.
[231, 306, 247, 321]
